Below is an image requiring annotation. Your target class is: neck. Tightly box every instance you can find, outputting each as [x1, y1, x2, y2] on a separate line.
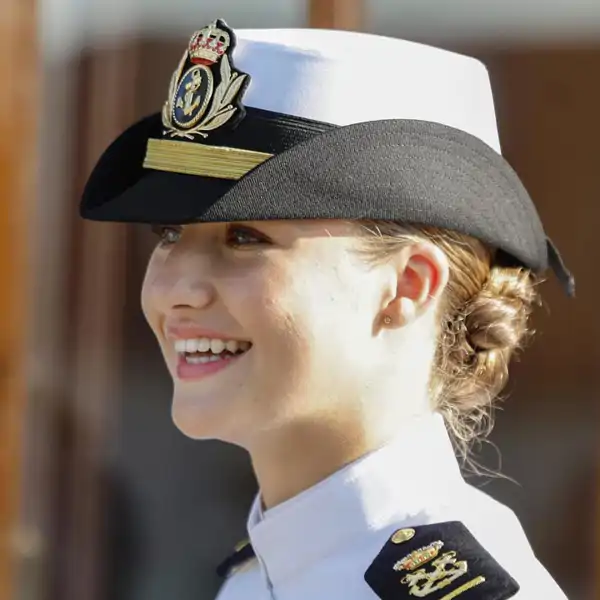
[247, 408, 428, 511]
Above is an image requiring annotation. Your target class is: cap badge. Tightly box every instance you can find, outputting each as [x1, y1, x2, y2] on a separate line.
[162, 19, 250, 140]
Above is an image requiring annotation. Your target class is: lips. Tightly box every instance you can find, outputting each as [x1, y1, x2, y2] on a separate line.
[176, 351, 244, 380]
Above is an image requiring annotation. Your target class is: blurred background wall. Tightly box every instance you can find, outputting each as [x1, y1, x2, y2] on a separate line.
[2, 1, 598, 600]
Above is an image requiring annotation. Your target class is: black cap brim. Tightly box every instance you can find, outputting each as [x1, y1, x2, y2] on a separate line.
[81, 115, 549, 274]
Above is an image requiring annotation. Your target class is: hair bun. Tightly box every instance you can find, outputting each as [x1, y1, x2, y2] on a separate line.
[437, 266, 540, 454]
[465, 268, 538, 354]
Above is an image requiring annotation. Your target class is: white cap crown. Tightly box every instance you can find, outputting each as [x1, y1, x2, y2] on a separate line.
[234, 28, 500, 152]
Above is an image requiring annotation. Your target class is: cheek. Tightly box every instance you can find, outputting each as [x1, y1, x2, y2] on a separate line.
[273, 260, 379, 377]
[223, 260, 298, 339]
[140, 252, 163, 329]
[228, 257, 365, 363]
[219, 260, 311, 379]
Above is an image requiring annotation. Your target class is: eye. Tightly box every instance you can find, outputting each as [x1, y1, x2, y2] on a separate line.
[225, 224, 271, 249]
[151, 225, 182, 247]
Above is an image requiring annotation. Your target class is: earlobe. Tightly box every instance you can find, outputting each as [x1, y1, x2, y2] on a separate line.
[381, 297, 417, 328]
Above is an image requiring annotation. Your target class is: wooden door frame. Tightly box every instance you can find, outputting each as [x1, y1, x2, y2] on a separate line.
[0, 0, 38, 597]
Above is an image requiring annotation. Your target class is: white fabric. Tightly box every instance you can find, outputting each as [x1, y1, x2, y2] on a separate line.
[215, 413, 567, 600]
[234, 29, 502, 152]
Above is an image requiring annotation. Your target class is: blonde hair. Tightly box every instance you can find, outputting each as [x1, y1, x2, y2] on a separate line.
[356, 221, 541, 464]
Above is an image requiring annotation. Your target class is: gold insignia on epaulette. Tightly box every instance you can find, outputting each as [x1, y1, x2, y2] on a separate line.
[393, 541, 485, 599]
[394, 541, 444, 571]
[366, 523, 518, 600]
[161, 19, 249, 140]
[391, 528, 416, 544]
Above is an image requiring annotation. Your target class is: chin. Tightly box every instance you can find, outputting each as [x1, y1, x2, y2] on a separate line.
[170, 387, 248, 443]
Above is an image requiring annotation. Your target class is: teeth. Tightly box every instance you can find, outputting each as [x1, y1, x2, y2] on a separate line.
[186, 355, 212, 364]
[185, 354, 227, 364]
[197, 338, 211, 352]
[174, 337, 251, 355]
[210, 339, 226, 354]
[225, 340, 239, 353]
[186, 355, 208, 364]
[185, 339, 199, 353]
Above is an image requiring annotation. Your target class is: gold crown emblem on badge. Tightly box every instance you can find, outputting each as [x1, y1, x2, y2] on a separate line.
[188, 21, 231, 65]
[393, 541, 444, 572]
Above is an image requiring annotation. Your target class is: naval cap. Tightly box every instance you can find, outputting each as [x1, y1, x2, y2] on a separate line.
[79, 19, 574, 296]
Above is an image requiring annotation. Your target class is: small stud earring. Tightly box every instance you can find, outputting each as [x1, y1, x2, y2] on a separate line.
[383, 315, 392, 326]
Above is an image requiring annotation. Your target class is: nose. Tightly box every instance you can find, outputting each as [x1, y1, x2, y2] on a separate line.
[145, 251, 216, 314]
[166, 275, 215, 311]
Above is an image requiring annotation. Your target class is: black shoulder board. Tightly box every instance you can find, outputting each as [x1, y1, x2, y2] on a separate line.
[364, 521, 519, 600]
[216, 539, 256, 578]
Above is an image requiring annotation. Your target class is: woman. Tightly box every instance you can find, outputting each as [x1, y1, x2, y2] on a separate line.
[81, 20, 573, 600]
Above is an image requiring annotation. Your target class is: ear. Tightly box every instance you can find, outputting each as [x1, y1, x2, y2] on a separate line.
[381, 242, 450, 327]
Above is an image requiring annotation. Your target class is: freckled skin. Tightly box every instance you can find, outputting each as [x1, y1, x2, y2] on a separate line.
[142, 220, 387, 443]
[141, 219, 445, 506]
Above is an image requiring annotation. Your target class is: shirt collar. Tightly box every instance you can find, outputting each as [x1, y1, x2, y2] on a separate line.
[246, 412, 464, 586]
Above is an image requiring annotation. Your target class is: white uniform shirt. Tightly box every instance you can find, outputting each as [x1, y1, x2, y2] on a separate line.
[215, 414, 567, 600]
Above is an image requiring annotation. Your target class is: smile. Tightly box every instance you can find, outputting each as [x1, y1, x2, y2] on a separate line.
[174, 337, 252, 380]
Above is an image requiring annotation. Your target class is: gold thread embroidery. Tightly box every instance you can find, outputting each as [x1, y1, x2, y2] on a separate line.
[162, 49, 247, 140]
[396, 548, 470, 598]
[143, 138, 273, 180]
[438, 576, 486, 600]
[394, 541, 444, 572]
[159, 21, 248, 140]
[172, 65, 213, 129]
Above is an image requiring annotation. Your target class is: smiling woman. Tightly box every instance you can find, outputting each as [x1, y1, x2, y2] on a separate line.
[79, 19, 573, 600]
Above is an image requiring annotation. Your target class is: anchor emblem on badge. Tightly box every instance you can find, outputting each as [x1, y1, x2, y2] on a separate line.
[163, 19, 250, 139]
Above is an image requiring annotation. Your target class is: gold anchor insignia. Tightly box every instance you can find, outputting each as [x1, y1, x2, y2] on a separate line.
[393, 541, 486, 599]
[176, 69, 204, 116]
[162, 19, 249, 140]
[171, 64, 214, 129]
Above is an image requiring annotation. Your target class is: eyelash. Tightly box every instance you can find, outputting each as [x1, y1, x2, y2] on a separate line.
[225, 224, 271, 248]
[150, 224, 271, 249]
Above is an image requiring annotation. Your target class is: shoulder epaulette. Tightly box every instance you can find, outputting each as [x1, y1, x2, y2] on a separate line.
[365, 521, 519, 599]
